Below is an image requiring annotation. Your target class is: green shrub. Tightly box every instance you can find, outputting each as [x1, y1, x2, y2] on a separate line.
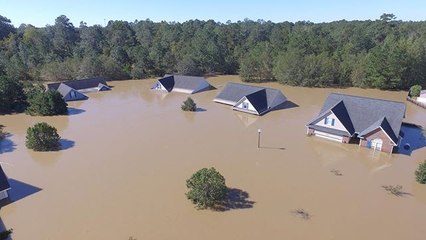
[409, 85, 422, 97]
[26, 122, 61, 151]
[181, 97, 197, 112]
[186, 167, 227, 209]
[415, 160, 426, 184]
[26, 87, 68, 116]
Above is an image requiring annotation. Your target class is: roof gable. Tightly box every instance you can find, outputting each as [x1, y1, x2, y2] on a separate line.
[157, 76, 175, 92]
[245, 89, 268, 114]
[359, 117, 398, 144]
[0, 165, 10, 191]
[153, 75, 211, 93]
[214, 82, 287, 110]
[308, 100, 355, 135]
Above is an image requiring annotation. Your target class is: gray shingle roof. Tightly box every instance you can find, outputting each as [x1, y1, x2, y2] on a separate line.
[214, 82, 265, 104]
[308, 93, 405, 143]
[152, 75, 212, 93]
[47, 77, 108, 91]
[0, 165, 10, 192]
[56, 83, 73, 96]
[214, 82, 287, 114]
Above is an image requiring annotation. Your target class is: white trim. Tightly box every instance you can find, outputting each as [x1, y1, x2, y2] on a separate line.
[213, 98, 237, 106]
[233, 97, 260, 115]
[152, 82, 168, 92]
[313, 130, 344, 142]
[171, 88, 194, 94]
[330, 110, 351, 135]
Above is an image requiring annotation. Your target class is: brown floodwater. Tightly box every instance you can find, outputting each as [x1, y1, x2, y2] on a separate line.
[1, 76, 426, 240]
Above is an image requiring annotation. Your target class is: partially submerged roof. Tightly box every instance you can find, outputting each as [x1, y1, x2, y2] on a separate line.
[308, 93, 406, 143]
[47, 77, 108, 91]
[0, 165, 10, 192]
[214, 82, 287, 115]
[152, 75, 212, 94]
[214, 82, 265, 104]
[56, 83, 74, 96]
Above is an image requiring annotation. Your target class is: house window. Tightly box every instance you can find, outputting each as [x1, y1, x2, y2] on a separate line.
[156, 83, 161, 89]
[70, 91, 76, 98]
[242, 102, 249, 109]
[324, 117, 335, 126]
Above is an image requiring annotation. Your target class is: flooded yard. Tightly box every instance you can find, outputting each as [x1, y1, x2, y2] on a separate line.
[1, 75, 426, 240]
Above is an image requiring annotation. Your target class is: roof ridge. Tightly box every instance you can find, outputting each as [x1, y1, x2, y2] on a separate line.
[226, 82, 281, 92]
[330, 92, 405, 105]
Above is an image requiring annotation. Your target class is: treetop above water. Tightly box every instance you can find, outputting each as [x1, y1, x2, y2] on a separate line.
[0, 13, 425, 90]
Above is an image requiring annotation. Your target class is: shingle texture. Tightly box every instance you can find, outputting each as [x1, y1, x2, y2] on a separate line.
[47, 77, 108, 91]
[214, 82, 287, 115]
[152, 75, 212, 93]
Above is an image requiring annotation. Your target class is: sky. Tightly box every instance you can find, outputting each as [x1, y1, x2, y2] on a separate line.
[1, 0, 426, 27]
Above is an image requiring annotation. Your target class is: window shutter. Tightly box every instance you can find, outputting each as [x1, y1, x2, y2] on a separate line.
[331, 118, 335, 126]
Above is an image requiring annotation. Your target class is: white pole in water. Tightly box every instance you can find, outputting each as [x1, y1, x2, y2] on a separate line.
[257, 129, 262, 148]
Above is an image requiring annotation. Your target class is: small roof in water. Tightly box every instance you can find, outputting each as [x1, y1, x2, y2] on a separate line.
[154, 75, 211, 93]
[0, 165, 10, 192]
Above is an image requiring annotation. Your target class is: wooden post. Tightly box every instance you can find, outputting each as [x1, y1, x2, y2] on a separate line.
[257, 129, 261, 148]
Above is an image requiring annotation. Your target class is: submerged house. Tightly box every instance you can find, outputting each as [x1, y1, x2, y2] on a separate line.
[417, 90, 426, 104]
[0, 165, 10, 200]
[56, 83, 88, 101]
[213, 82, 287, 115]
[47, 77, 111, 101]
[306, 93, 406, 153]
[151, 75, 213, 94]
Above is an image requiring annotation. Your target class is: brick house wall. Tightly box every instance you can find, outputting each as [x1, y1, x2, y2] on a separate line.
[359, 128, 395, 153]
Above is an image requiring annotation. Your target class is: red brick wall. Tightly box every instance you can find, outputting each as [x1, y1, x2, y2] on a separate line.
[359, 128, 395, 153]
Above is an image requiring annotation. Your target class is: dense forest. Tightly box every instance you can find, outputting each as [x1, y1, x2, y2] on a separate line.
[0, 13, 426, 90]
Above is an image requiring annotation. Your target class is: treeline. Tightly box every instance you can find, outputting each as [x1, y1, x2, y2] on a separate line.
[1, 13, 426, 89]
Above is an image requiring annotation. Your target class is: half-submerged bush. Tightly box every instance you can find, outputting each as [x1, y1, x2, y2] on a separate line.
[415, 160, 426, 184]
[181, 97, 197, 112]
[409, 85, 422, 98]
[26, 122, 61, 151]
[186, 167, 227, 209]
[26, 87, 68, 116]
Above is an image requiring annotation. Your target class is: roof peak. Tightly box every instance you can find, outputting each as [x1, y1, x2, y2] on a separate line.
[329, 92, 405, 105]
[224, 82, 281, 92]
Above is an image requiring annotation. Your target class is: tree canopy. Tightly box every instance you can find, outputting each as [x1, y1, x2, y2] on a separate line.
[186, 167, 227, 209]
[0, 75, 26, 113]
[26, 86, 68, 116]
[0, 14, 426, 90]
[181, 97, 197, 111]
[25, 122, 61, 151]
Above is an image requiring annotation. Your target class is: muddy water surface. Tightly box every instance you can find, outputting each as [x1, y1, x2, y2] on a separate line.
[1, 76, 426, 240]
